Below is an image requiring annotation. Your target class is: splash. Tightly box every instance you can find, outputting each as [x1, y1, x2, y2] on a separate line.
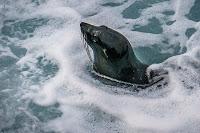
[1, 0, 200, 133]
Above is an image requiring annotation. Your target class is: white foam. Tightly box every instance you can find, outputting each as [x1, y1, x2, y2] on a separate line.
[4, 0, 200, 132]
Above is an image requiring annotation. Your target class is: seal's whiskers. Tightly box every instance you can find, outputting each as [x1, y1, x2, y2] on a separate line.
[81, 33, 93, 63]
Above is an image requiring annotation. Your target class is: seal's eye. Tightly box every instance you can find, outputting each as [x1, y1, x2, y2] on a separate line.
[92, 35, 98, 43]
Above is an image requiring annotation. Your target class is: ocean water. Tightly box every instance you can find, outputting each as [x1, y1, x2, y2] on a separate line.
[0, 0, 200, 132]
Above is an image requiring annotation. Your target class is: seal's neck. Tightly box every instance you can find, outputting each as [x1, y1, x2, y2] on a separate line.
[126, 46, 149, 84]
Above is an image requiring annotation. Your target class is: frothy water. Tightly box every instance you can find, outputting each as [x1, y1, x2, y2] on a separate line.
[0, 0, 200, 132]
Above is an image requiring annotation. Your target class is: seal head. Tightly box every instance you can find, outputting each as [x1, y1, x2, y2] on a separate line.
[80, 22, 150, 84]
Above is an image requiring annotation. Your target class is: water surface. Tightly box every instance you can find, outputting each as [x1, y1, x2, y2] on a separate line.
[0, 0, 200, 132]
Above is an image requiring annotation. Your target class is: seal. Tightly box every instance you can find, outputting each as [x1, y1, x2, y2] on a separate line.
[80, 22, 166, 85]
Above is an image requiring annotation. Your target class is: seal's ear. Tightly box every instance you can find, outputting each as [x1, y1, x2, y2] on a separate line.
[104, 46, 128, 60]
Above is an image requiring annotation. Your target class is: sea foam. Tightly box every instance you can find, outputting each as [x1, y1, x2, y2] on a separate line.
[0, 0, 200, 132]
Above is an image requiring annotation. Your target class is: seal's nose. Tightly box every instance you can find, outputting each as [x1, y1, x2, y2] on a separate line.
[80, 22, 88, 28]
[80, 22, 89, 33]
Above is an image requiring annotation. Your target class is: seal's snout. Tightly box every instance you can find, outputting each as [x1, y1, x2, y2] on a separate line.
[80, 22, 86, 32]
[80, 22, 91, 31]
[80, 22, 92, 35]
[80, 22, 98, 33]
[80, 22, 87, 27]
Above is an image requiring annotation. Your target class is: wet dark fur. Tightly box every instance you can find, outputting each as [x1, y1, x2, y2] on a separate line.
[80, 22, 167, 85]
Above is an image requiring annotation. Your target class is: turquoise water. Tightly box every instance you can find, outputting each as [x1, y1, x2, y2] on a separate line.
[0, 0, 200, 132]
